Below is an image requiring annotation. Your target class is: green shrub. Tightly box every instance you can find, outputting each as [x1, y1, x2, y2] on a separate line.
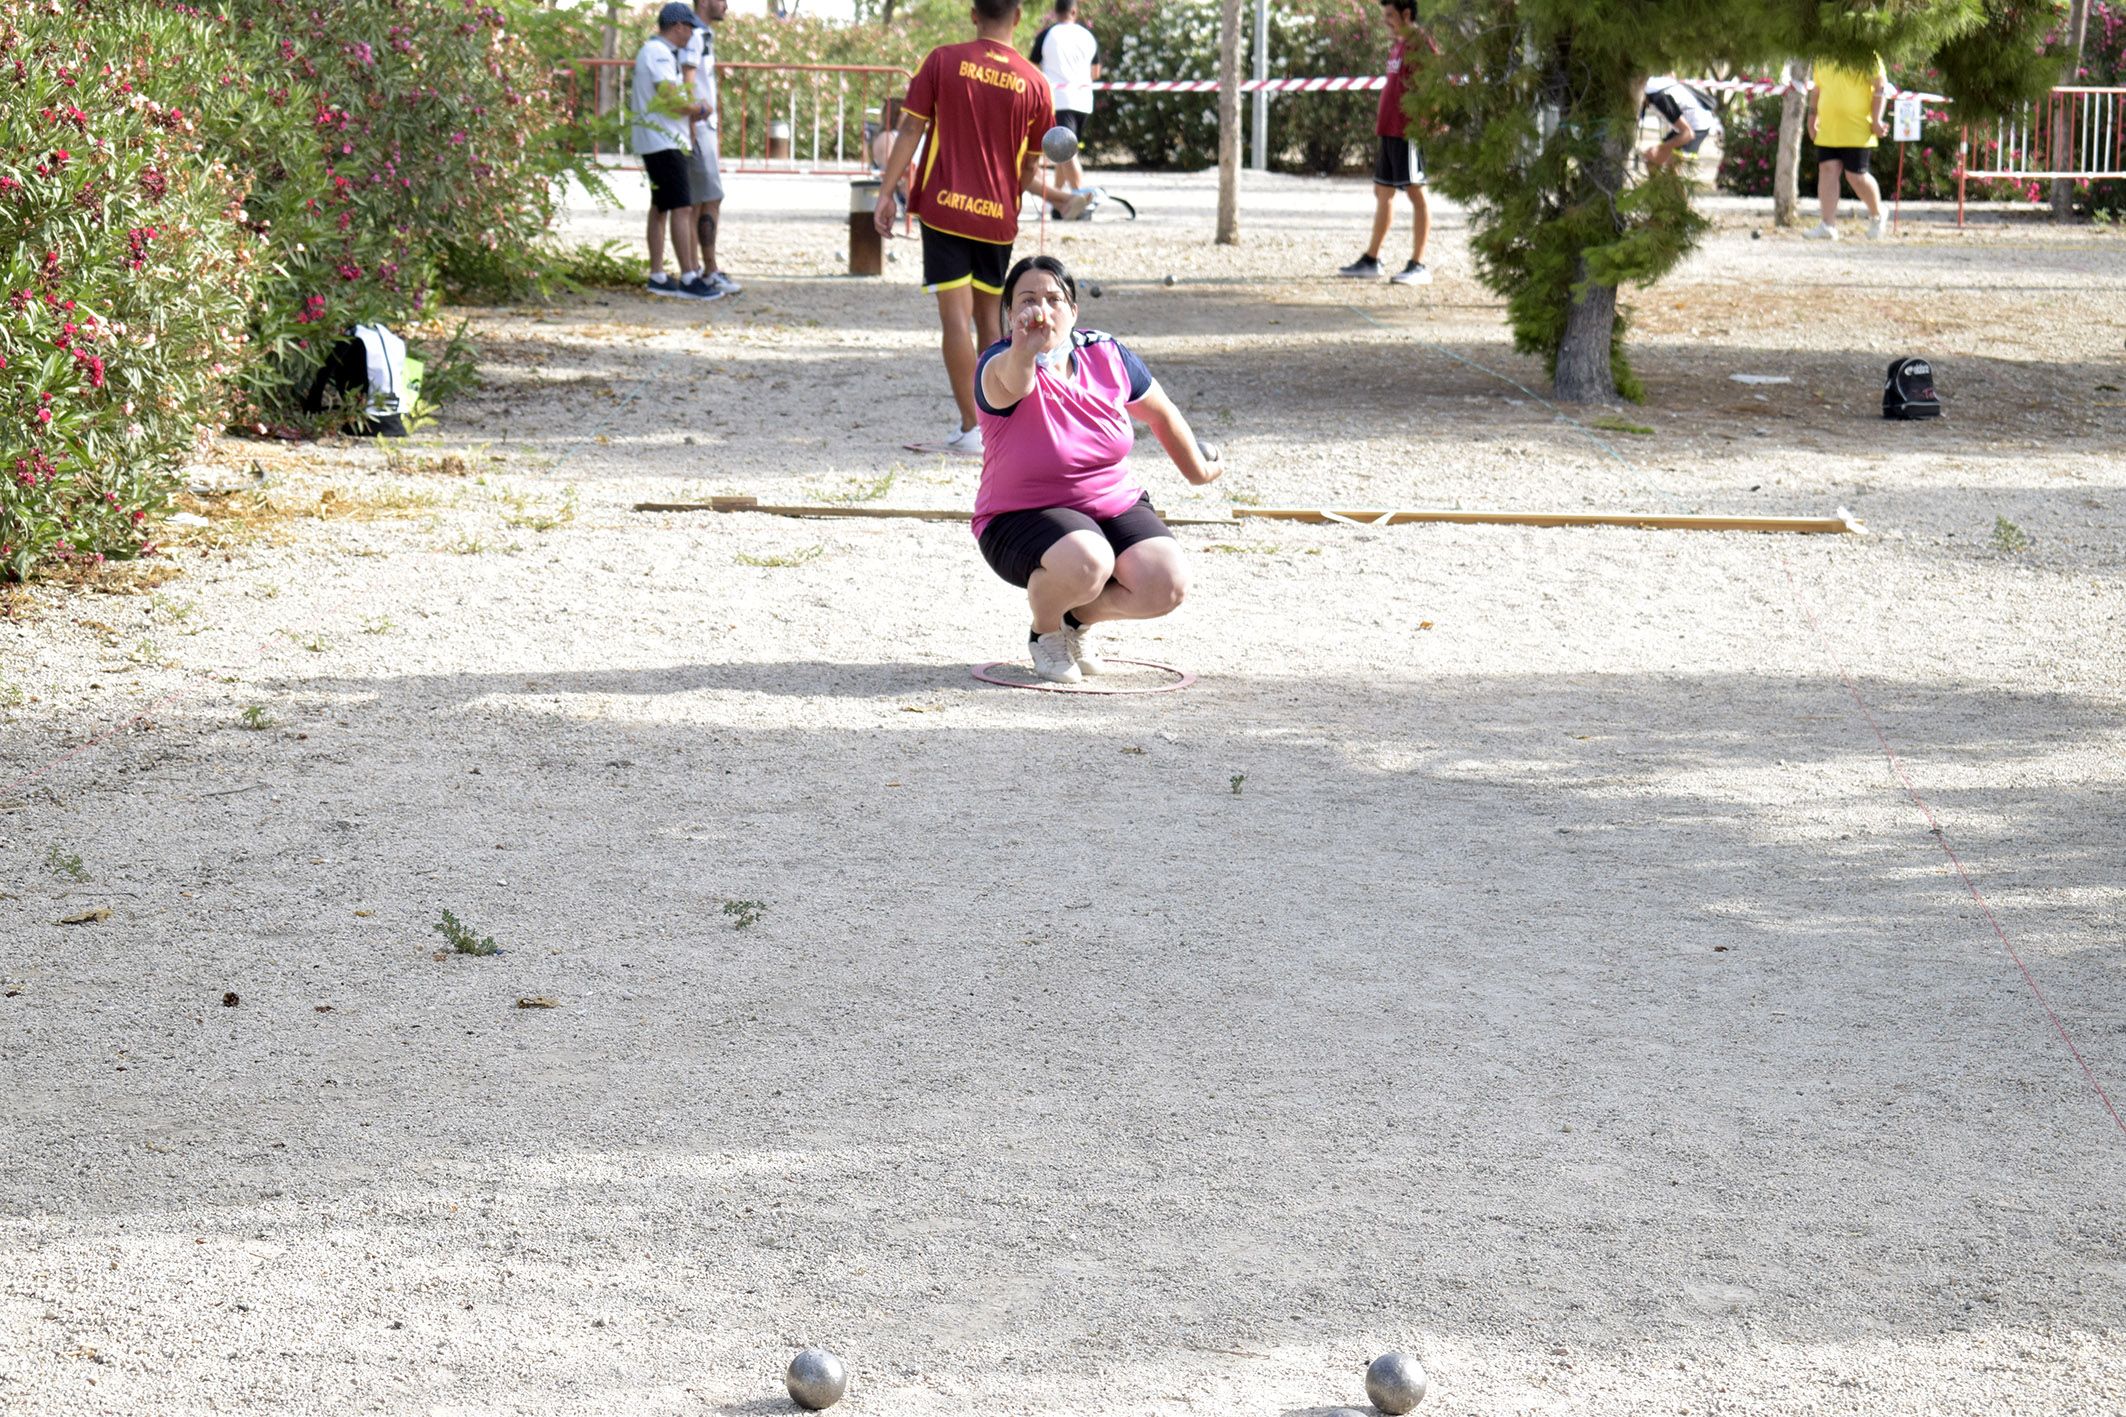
[0, 3, 259, 581]
[706, 0, 1389, 176]
[1262, 0, 1388, 177]
[206, 0, 598, 417]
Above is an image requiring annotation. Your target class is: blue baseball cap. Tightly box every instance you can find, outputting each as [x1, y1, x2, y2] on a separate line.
[657, 3, 702, 28]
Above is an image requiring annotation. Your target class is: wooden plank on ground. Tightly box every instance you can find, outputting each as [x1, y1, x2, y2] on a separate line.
[634, 495, 1237, 526]
[1229, 507, 1866, 535]
[635, 496, 1865, 536]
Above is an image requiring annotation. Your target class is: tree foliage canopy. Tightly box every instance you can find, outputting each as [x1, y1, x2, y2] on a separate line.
[1405, 0, 2067, 401]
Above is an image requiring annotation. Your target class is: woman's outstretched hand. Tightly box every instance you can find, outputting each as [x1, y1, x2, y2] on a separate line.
[1011, 300, 1055, 352]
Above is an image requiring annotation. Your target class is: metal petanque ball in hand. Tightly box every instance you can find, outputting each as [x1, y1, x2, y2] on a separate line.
[785, 1348, 847, 1410]
[1365, 1351, 1428, 1414]
[1042, 124, 1079, 165]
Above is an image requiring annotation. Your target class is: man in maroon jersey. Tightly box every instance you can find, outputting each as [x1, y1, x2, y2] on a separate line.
[874, 0, 1090, 455]
[1335, 0, 1436, 286]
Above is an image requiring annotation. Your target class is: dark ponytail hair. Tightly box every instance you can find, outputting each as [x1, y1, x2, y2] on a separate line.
[1002, 254, 1077, 306]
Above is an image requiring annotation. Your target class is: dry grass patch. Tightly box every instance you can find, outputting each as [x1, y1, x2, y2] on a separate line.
[167, 484, 444, 549]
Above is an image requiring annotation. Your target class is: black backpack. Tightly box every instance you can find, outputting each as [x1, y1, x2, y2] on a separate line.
[1883, 356, 1943, 420]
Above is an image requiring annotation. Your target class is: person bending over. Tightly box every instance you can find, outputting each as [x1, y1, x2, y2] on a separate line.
[973, 256, 1222, 684]
[1641, 75, 1720, 171]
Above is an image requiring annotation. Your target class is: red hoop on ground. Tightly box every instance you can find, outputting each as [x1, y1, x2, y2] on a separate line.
[972, 658, 1196, 694]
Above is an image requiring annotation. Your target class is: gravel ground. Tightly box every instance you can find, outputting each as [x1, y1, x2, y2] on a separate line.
[3, 168, 2124, 1416]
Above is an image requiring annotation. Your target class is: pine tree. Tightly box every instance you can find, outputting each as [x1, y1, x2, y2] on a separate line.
[1406, 1, 2066, 403]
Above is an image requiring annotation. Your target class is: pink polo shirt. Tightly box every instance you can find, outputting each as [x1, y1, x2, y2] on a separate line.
[971, 329, 1156, 538]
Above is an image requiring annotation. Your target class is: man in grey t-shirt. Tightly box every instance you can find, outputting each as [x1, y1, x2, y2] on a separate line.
[681, 0, 739, 296]
[631, 3, 715, 299]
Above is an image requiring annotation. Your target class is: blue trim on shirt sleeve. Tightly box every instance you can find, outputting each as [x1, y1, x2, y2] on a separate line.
[1112, 338, 1153, 402]
[974, 340, 1018, 416]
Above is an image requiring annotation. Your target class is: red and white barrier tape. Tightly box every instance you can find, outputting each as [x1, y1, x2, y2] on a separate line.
[1093, 76, 1384, 93]
[1091, 74, 1950, 102]
[1690, 76, 1948, 102]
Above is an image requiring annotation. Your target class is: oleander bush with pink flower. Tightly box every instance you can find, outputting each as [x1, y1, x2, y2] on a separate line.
[207, 0, 595, 412]
[0, 2, 261, 581]
[3, 0, 601, 582]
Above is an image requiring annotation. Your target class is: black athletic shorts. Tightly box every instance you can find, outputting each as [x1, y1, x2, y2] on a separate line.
[1053, 108, 1089, 137]
[1815, 144, 1873, 175]
[1373, 135, 1427, 189]
[978, 493, 1173, 589]
[642, 147, 694, 212]
[921, 222, 1012, 295]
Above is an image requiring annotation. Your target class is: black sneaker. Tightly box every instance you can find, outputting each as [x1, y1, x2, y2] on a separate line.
[1337, 254, 1384, 279]
[645, 273, 686, 299]
[678, 273, 725, 301]
[1389, 260, 1433, 286]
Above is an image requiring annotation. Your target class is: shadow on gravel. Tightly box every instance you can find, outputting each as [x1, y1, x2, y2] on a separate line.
[5, 662, 2123, 1390]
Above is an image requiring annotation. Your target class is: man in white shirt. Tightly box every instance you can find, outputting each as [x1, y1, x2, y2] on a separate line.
[1641, 75, 1721, 171]
[680, 0, 740, 296]
[631, 3, 715, 299]
[1029, 0, 1100, 198]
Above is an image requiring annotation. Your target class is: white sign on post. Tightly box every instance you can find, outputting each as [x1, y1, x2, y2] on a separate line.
[1893, 92, 1922, 143]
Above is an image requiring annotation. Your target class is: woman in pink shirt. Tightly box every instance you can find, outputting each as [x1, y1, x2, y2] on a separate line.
[974, 256, 1223, 683]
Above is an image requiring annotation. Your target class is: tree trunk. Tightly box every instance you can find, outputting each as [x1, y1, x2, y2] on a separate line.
[1215, 0, 1242, 244]
[1550, 64, 1632, 404]
[599, 2, 620, 119]
[880, 0, 897, 24]
[2051, 0, 2090, 219]
[1773, 59, 1809, 227]
[1554, 269, 1621, 404]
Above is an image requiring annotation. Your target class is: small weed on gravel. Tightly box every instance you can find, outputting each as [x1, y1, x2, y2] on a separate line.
[499, 486, 578, 533]
[239, 704, 272, 730]
[45, 844, 87, 880]
[1991, 516, 2031, 554]
[737, 546, 823, 568]
[435, 908, 500, 956]
[1230, 773, 1246, 795]
[723, 899, 768, 930]
[822, 469, 898, 504]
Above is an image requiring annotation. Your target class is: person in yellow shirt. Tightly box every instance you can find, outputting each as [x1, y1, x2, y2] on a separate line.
[1804, 55, 1890, 240]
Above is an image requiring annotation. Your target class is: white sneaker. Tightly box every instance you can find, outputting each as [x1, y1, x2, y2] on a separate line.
[710, 270, 744, 295]
[1029, 629, 1082, 684]
[1865, 215, 1888, 241]
[1060, 188, 1099, 221]
[943, 424, 982, 457]
[1802, 222, 1839, 241]
[1064, 621, 1107, 675]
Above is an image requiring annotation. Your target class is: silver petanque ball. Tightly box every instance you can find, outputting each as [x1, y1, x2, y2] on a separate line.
[1365, 1351, 1428, 1414]
[1042, 124, 1079, 164]
[785, 1348, 847, 1410]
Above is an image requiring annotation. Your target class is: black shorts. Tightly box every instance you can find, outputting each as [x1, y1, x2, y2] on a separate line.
[1053, 108, 1089, 137]
[642, 147, 694, 212]
[1670, 127, 1712, 155]
[978, 493, 1173, 589]
[1373, 135, 1426, 189]
[1815, 144, 1873, 175]
[921, 223, 1012, 295]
